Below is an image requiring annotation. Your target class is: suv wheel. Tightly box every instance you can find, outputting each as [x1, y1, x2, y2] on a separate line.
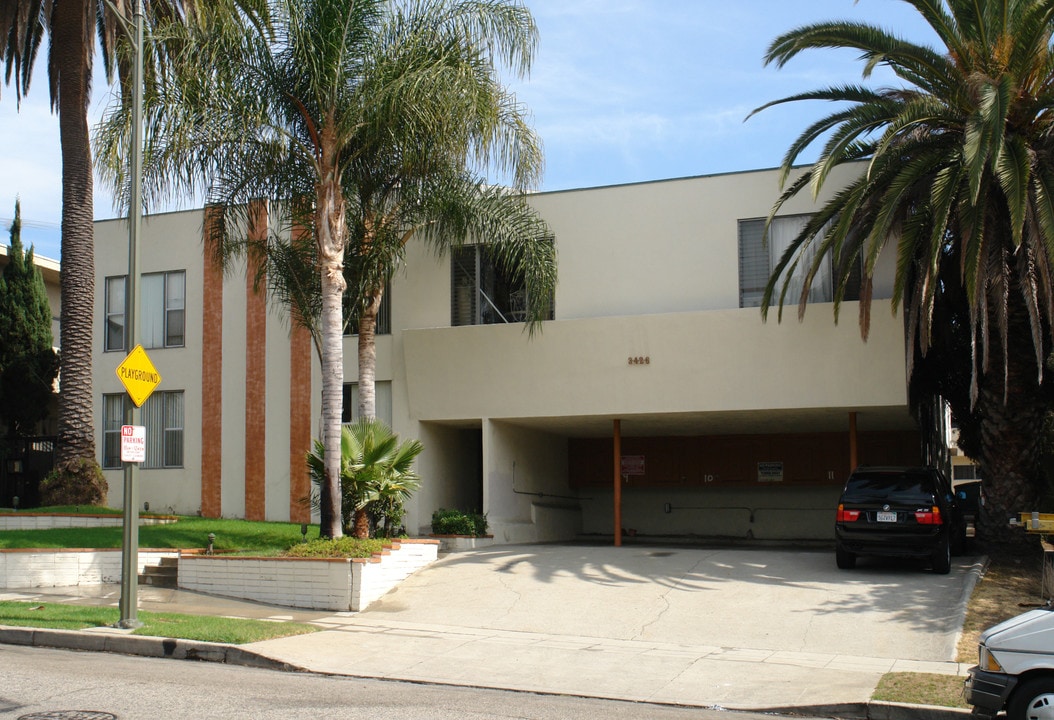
[931, 536, 951, 575]
[1008, 676, 1054, 720]
[836, 543, 856, 570]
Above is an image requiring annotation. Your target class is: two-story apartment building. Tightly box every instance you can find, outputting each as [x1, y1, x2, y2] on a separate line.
[92, 163, 923, 543]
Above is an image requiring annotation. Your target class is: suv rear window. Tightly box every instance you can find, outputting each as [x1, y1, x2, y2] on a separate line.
[842, 471, 936, 504]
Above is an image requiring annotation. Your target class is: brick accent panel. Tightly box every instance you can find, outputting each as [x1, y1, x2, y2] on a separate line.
[201, 206, 224, 518]
[244, 200, 268, 521]
[289, 322, 312, 523]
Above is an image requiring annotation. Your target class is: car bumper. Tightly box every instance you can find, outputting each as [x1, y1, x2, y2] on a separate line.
[835, 526, 943, 558]
[964, 665, 1016, 717]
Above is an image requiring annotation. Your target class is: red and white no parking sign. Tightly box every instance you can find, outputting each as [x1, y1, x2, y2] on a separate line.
[120, 425, 146, 463]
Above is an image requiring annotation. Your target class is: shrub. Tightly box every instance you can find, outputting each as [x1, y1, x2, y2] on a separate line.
[39, 458, 108, 507]
[431, 508, 488, 536]
[307, 419, 423, 539]
[282, 537, 386, 558]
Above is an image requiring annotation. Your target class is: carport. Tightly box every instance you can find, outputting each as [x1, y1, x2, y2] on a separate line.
[413, 403, 922, 546]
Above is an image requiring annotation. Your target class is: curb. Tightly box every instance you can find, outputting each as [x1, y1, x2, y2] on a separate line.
[0, 625, 300, 672]
[868, 701, 973, 720]
[756, 702, 971, 720]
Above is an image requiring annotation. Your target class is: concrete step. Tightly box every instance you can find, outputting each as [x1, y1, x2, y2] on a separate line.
[138, 558, 178, 588]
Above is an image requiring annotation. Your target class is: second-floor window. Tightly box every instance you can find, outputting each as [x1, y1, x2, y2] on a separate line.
[738, 215, 861, 309]
[451, 245, 554, 326]
[105, 270, 186, 351]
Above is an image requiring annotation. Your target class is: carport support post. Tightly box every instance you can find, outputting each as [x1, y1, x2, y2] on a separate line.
[613, 419, 621, 547]
[849, 412, 858, 473]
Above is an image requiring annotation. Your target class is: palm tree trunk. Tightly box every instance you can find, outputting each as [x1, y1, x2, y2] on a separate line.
[356, 286, 383, 420]
[975, 305, 1047, 547]
[353, 507, 370, 539]
[53, 0, 97, 467]
[317, 153, 346, 539]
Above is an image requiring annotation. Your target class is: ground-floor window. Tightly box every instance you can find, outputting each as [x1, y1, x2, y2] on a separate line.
[342, 381, 392, 427]
[102, 391, 185, 469]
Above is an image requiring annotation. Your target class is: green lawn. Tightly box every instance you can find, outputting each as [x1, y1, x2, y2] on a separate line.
[0, 513, 391, 558]
[0, 600, 318, 643]
[0, 505, 123, 515]
[0, 516, 309, 553]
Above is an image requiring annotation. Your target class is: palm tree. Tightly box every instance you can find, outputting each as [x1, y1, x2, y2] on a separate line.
[750, 0, 1054, 542]
[95, 0, 555, 538]
[307, 418, 422, 538]
[0, 0, 265, 485]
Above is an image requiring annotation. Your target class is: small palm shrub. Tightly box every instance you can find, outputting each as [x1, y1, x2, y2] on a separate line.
[431, 508, 488, 536]
[308, 419, 423, 538]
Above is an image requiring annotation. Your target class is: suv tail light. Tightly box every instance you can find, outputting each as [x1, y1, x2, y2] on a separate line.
[837, 504, 860, 522]
[914, 506, 943, 525]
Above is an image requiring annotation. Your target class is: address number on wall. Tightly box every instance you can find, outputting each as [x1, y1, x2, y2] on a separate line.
[628, 356, 650, 365]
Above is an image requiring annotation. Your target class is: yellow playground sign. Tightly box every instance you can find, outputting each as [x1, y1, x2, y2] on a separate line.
[116, 345, 162, 407]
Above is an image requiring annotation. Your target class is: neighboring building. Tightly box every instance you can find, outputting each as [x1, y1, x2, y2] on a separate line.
[0, 244, 61, 507]
[92, 163, 922, 542]
[0, 244, 61, 349]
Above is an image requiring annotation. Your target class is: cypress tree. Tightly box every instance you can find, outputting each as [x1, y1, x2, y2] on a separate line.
[0, 200, 60, 440]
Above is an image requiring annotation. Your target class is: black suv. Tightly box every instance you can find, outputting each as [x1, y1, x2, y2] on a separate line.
[835, 466, 966, 574]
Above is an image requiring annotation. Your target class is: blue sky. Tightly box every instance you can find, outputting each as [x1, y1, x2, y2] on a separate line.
[0, 0, 937, 262]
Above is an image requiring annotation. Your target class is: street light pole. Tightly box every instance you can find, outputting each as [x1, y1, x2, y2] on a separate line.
[118, 0, 145, 629]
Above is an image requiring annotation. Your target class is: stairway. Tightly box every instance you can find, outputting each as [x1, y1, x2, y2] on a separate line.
[138, 557, 178, 588]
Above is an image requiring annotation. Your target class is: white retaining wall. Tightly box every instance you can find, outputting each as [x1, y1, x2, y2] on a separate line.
[0, 549, 179, 588]
[432, 535, 495, 553]
[0, 514, 177, 530]
[179, 539, 439, 611]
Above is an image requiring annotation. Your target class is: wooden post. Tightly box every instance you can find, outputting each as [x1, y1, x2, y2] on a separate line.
[614, 419, 621, 547]
[849, 411, 858, 474]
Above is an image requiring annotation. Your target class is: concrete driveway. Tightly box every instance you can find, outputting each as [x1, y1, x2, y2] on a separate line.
[365, 543, 974, 661]
[250, 543, 981, 711]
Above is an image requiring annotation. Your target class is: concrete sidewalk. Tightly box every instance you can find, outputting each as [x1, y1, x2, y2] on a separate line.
[0, 544, 982, 717]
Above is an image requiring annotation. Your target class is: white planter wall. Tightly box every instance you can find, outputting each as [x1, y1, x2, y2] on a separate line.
[0, 515, 177, 531]
[0, 549, 179, 588]
[179, 539, 438, 611]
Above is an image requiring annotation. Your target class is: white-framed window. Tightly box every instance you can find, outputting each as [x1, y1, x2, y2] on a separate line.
[342, 381, 392, 427]
[102, 391, 185, 469]
[451, 245, 553, 326]
[105, 276, 126, 352]
[104, 270, 186, 351]
[738, 215, 837, 309]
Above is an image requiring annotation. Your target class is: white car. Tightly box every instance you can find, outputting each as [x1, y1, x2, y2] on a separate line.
[965, 604, 1054, 720]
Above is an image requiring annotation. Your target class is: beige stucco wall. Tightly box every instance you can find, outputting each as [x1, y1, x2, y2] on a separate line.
[95, 210, 310, 519]
[88, 164, 914, 539]
[531, 163, 893, 319]
[401, 299, 906, 424]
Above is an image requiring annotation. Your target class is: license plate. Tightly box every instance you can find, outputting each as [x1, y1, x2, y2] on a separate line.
[876, 511, 897, 523]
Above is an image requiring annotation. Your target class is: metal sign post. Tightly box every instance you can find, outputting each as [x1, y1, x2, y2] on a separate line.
[118, 0, 146, 629]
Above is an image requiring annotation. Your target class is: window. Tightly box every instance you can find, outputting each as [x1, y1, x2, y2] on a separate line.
[344, 285, 391, 336]
[102, 391, 184, 469]
[105, 277, 125, 352]
[738, 216, 859, 308]
[104, 271, 185, 351]
[342, 381, 392, 427]
[451, 245, 553, 326]
[953, 464, 982, 482]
